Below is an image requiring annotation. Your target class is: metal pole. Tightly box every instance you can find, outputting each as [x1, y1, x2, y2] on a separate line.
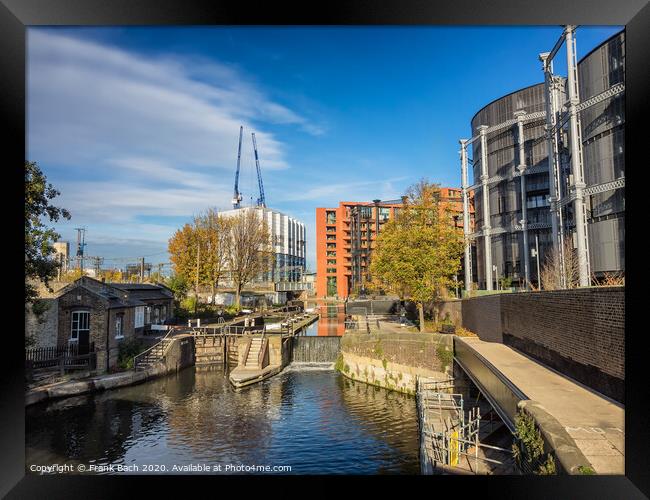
[478, 125, 493, 290]
[515, 110, 531, 289]
[460, 140, 473, 292]
[539, 53, 561, 258]
[565, 25, 591, 286]
[535, 234, 541, 286]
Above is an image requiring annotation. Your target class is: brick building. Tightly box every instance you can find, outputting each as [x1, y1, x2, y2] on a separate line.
[316, 188, 474, 298]
[54, 277, 174, 373]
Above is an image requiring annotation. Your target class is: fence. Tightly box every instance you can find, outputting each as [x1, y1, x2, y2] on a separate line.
[25, 343, 97, 373]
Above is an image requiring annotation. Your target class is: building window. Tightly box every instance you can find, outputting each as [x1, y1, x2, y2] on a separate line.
[498, 196, 506, 214]
[360, 206, 372, 219]
[327, 268, 337, 274]
[145, 306, 151, 325]
[327, 251, 336, 257]
[153, 307, 160, 325]
[526, 194, 550, 209]
[379, 207, 390, 221]
[70, 310, 89, 342]
[135, 306, 145, 328]
[326, 234, 336, 240]
[115, 314, 124, 339]
[326, 211, 336, 224]
[326, 243, 336, 249]
[327, 259, 336, 265]
[161, 305, 167, 322]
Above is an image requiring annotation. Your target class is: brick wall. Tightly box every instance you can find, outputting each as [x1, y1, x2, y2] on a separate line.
[439, 287, 625, 403]
[500, 287, 624, 402]
[462, 294, 503, 342]
[25, 299, 58, 348]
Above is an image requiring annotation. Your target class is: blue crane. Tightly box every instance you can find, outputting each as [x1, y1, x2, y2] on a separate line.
[251, 132, 266, 208]
[232, 126, 244, 209]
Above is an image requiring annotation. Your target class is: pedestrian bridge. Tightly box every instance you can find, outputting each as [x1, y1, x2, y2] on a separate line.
[453, 336, 624, 475]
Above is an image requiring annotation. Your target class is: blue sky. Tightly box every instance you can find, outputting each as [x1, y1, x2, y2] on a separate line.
[27, 26, 622, 271]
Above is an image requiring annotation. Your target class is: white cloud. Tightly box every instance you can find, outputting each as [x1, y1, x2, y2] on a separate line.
[282, 176, 408, 202]
[27, 29, 324, 249]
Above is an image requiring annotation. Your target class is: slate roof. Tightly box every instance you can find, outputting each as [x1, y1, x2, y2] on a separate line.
[56, 277, 167, 308]
[110, 283, 174, 301]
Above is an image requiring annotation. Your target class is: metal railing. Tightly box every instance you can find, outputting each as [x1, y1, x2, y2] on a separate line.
[257, 334, 268, 368]
[133, 326, 174, 371]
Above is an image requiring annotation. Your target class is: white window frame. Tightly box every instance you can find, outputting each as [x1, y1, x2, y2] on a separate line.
[135, 306, 145, 329]
[70, 310, 90, 343]
[115, 314, 124, 340]
[145, 306, 151, 325]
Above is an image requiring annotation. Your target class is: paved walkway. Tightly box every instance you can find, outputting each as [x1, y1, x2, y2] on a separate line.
[460, 337, 624, 474]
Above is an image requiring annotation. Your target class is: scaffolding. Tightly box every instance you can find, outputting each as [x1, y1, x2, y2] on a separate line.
[417, 377, 516, 474]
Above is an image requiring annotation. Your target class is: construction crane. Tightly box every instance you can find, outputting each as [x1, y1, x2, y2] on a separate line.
[232, 126, 244, 209]
[251, 132, 266, 207]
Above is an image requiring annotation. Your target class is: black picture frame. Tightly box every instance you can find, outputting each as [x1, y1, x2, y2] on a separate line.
[3, 0, 648, 497]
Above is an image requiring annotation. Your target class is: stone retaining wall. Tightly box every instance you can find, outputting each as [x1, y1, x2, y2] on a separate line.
[337, 332, 453, 394]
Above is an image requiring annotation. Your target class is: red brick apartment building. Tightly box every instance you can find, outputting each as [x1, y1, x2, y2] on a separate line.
[315, 188, 474, 298]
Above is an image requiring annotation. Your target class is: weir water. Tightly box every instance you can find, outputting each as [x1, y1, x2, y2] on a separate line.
[291, 336, 341, 363]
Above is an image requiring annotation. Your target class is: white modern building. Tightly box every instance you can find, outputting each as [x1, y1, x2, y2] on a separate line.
[220, 206, 307, 284]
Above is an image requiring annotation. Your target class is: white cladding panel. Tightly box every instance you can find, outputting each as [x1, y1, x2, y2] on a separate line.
[219, 206, 305, 263]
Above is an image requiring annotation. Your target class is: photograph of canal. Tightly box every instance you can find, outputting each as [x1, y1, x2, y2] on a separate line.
[22, 20, 629, 480]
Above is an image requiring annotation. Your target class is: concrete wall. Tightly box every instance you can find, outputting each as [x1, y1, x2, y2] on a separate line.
[163, 335, 195, 373]
[338, 332, 453, 394]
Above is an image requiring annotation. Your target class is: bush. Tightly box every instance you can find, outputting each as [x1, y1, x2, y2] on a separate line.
[455, 326, 478, 338]
[117, 338, 145, 371]
[180, 295, 198, 312]
[225, 304, 241, 316]
[512, 410, 557, 475]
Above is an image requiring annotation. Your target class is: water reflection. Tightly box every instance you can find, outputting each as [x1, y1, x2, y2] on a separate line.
[304, 300, 346, 336]
[26, 368, 418, 474]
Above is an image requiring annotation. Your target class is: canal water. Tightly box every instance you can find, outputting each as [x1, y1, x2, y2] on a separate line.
[26, 366, 420, 474]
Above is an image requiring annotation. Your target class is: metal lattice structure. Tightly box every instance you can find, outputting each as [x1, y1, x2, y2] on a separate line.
[460, 27, 625, 290]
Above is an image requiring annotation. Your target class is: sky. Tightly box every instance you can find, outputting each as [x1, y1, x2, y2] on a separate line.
[27, 25, 622, 272]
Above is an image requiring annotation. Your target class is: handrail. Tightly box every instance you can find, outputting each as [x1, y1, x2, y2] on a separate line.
[241, 337, 252, 367]
[257, 334, 267, 368]
[133, 326, 173, 370]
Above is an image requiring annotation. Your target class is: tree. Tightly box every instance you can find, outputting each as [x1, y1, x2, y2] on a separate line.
[540, 236, 579, 290]
[101, 268, 123, 283]
[60, 269, 84, 283]
[226, 209, 273, 307]
[165, 273, 189, 301]
[194, 208, 232, 304]
[369, 180, 464, 331]
[168, 222, 200, 293]
[25, 161, 71, 304]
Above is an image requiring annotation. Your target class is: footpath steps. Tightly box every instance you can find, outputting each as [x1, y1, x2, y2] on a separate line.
[245, 338, 263, 369]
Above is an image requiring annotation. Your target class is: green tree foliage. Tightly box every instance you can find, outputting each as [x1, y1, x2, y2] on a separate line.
[25, 161, 71, 304]
[165, 273, 189, 300]
[369, 180, 464, 331]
